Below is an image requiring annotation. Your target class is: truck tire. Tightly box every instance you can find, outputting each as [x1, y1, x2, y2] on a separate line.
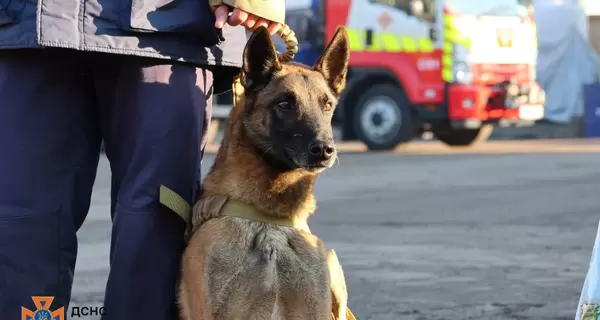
[433, 124, 494, 146]
[352, 84, 414, 151]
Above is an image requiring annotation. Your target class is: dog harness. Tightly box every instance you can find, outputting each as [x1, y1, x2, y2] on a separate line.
[159, 185, 357, 320]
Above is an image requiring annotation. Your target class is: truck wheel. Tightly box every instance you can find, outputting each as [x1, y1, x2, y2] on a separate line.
[353, 84, 413, 150]
[433, 124, 494, 146]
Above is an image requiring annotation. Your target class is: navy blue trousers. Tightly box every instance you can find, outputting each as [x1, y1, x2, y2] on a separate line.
[0, 49, 213, 319]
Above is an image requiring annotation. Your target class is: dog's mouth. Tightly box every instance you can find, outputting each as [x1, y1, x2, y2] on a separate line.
[302, 163, 328, 173]
[284, 148, 332, 172]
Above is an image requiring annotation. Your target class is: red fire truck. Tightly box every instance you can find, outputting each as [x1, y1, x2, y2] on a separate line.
[214, 0, 545, 150]
[284, 0, 545, 150]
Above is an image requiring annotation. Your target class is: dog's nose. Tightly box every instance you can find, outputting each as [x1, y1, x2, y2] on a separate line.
[308, 140, 335, 160]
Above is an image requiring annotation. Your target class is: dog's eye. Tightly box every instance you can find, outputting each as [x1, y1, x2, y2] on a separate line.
[277, 101, 291, 110]
[324, 101, 333, 112]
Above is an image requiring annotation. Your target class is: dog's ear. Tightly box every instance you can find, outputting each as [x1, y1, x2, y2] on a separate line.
[241, 26, 282, 90]
[313, 27, 350, 95]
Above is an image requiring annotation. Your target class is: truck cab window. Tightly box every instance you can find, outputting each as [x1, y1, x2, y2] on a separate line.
[369, 0, 436, 22]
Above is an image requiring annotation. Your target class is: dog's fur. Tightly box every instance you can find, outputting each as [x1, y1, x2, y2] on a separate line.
[178, 26, 351, 320]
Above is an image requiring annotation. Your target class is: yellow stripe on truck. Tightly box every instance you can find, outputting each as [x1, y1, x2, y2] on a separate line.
[380, 32, 402, 52]
[443, 15, 453, 26]
[417, 37, 434, 53]
[399, 36, 417, 52]
[344, 27, 436, 54]
[442, 69, 453, 82]
[442, 55, 452, 67]
[343, 13, 472, 84]
[443, 42, 453, 54]
[442, 13, 455, 82]
[343, 27, 446, 80]
[346, 28, 364, 51]
[441, 12, 474, 82]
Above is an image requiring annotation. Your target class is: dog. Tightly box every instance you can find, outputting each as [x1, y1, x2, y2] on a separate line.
[178, 25, 351, 320]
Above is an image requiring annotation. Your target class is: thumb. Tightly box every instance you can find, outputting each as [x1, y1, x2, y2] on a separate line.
[214, 5, 229, 28]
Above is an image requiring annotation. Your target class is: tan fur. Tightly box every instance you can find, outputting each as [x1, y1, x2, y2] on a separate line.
[179, 27, 351, 320]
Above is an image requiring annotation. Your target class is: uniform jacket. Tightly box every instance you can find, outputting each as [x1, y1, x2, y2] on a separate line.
[0, 0, 283, 92]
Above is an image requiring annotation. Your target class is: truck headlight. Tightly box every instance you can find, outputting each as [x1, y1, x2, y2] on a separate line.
[452, 43, 472, 84]
[453, 62, 473, 84]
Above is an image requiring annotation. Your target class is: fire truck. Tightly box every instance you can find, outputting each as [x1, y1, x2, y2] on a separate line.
[215, 0, 545, 150]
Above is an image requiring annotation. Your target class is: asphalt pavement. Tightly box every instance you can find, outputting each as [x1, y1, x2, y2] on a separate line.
[71, 140, 600, 320]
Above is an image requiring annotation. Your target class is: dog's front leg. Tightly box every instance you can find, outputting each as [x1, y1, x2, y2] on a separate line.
[327, 250, 348, 320]
[179, 231, 218, 320]
[179, 277, 216, 320]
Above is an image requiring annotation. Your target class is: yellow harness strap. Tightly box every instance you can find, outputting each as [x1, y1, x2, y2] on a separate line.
[159, 185, 357, 320]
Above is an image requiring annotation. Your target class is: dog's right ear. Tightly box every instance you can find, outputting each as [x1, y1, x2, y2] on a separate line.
[313, 27, 350, 96]
[241, 26, 282, 90]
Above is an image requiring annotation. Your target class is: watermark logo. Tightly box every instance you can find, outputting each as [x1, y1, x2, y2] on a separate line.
[21, 296, 64, 320]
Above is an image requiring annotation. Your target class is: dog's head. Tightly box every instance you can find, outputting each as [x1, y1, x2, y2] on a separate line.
[240, 26, 350, 173]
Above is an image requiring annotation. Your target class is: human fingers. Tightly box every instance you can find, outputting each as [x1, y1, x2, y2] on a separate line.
[251, 18, 270, 31]
[227, 8, 248, 26]
[242, 13, 258, 29]
[266, 21, 282, 35]
[214, 5, 230, 29]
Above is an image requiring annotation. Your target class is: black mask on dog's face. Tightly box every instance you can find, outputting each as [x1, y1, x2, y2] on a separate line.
[240, 26, 350, 173]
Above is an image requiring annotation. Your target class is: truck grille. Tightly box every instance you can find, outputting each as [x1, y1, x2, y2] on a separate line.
[472, 63, 532, 86]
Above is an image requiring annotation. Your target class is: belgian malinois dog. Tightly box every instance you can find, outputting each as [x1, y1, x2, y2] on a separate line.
[178, 25, 351, 320]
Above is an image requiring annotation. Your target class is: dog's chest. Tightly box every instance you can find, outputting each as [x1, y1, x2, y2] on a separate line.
[203, 219, 333, 318]
[253, 225, 326, 265]
[252, 226, 331, 292]
[271, 298, 284, 320]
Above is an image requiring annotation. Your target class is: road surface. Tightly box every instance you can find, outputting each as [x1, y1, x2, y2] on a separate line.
[71, 140, 600, 319]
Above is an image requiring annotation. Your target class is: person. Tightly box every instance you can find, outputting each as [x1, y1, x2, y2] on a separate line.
[0, 0, 284, 319]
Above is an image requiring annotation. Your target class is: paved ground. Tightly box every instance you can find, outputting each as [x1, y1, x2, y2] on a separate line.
[71, 140, 600, 319]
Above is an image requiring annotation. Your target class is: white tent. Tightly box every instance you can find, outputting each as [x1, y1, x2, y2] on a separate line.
[533, 0, 600, 123]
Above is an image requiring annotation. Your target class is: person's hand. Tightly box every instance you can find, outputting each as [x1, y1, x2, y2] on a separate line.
[214, 5, 282, 35]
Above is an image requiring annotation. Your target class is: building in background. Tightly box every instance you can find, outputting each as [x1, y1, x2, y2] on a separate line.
[580, 0, 600, 54]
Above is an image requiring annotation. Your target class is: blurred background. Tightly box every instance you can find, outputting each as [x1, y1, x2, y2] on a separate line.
[83, 0, 600, 319]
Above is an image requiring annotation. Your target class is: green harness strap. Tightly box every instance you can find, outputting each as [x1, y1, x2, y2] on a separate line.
[159, 185, 357, 320]
[159, 185, 192, 232]
[219, 199, 312, 233]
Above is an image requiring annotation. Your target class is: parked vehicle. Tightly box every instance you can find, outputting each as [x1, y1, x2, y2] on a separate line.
[217, 0, 545, 150]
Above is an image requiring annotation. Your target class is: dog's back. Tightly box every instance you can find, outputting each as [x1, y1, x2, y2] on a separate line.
[179, 26, 350, 320]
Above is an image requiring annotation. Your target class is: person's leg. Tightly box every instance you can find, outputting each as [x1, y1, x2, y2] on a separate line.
[92, 55, 213, 320]
[0, 49, 100, 318]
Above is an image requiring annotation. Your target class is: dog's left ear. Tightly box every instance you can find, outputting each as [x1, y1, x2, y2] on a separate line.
[241, 26, 282, 90]
[313, 27, 350, 95]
